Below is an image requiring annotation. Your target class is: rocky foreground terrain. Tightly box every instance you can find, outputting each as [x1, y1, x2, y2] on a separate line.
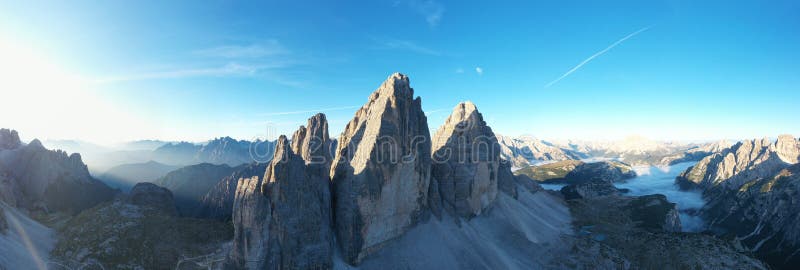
[0, 73, 788, 270]
[675, 135, 800, 269]
[558, 186, 766, 269]
[52, 183, 232, 270]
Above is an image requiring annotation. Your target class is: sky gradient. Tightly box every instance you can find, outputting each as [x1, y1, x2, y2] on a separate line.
[0, 0, 798, 144]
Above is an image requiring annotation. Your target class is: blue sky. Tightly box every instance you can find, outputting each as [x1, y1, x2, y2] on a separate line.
[0, 0, 798, 143]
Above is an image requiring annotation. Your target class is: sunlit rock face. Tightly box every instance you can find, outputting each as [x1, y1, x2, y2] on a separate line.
[429, 101, 500, 219]
[330, 73, 432, 265]
[676, 135, 800, 191]
[676, 135, 800, 269]
[228, 115, 333, 270]
[0, 129, 115, 214]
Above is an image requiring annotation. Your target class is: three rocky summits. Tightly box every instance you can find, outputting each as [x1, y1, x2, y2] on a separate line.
[225, 73, 519, 268]
[0, 72, 792, 269]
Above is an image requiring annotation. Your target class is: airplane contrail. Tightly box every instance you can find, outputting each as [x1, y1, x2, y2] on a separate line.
[545, 26, 651, 88]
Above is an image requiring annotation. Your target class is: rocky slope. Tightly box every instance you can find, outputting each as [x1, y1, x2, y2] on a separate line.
[52, 182, 233, 270]
[330, 73, 432, 264]
[0, 128, 116, 215]
[0, 201, 56, 270]
[673, 135, 800, 269]
[429, 101, 499, 218]
[515, 160, 636, 184]
[228, 114, 333, 270]
[155, 163, 235, 216]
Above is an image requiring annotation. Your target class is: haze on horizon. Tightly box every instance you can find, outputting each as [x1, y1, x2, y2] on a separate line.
[1, 1, 798, 144]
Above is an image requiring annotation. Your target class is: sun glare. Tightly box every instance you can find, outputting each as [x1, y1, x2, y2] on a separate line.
[0, 38, 154, 144]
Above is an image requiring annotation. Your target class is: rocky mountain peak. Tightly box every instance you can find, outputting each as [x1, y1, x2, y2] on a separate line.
[429, 101, 501, 218]
[331, 72, 431, 264]
[229, 114, 333, 269]
[376, 72, 412, 98]
[774, 134, 800, 163]
[0, 128, 21, 150]
[291, 113, 331, 165]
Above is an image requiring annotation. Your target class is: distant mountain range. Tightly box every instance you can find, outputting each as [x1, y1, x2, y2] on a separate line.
[44, 137, 275, 174]
[497, 135, 733, 168]
[97, 161, 180, 191]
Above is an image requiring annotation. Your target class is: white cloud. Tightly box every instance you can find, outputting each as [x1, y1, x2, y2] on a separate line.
[394, 0, 444, 26]
[193, 41, 288, 58]
[93, 62, 286, 83]
[379, 38, 440, 56]
[545, 26, 651, 88]
[475, 66, 483, 75]
[455, 68, 464, 73]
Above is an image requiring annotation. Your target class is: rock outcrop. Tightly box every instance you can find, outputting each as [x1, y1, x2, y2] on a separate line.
[0, 130, 115, 214]
[428, 101, 500, 218]
[676, 135, 800, 190]
[560, 180, 621, 200]
[330, 73, 432, 264]
[130, 182, 177, 216]
[229, 114, 333, 270]
[0, 129, 21, 150]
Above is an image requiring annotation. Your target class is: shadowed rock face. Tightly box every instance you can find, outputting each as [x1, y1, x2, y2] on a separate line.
[0, 130, 115, 214]
[229, 115, 333, 270]
[196, 163, 267, 221]
[0, 129, 21, 150]
[330, 73, 432, 264]
[429, 101, 500, 218]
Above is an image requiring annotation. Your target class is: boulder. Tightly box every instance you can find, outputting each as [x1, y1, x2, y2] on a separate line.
[129, 182, 177, 216]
